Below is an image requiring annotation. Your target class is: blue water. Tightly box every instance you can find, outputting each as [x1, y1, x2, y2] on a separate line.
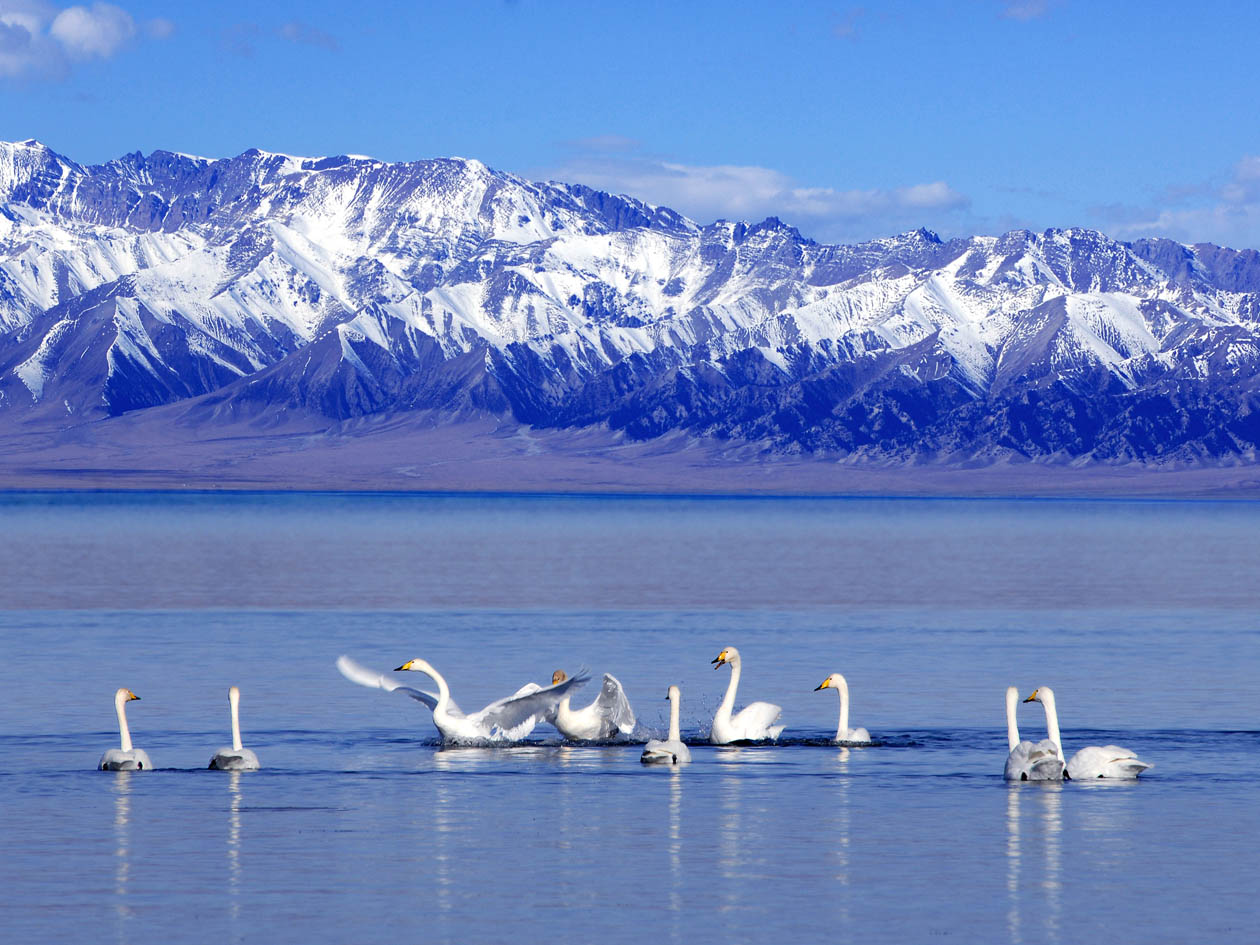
[0, 493, 1257, 943]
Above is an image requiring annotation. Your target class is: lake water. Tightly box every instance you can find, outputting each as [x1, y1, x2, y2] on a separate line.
[0, 492, 1257, 943]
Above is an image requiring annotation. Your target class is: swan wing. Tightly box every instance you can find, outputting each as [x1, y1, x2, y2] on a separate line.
[1067, 745, 1151, 779]
[730, 701, 783, 739]
[336, 655, 441, 711]
[474, 671, 591, 734]
[594, 673, 636, 734]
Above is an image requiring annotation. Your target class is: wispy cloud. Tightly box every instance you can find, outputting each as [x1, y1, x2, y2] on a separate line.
[1099, 156, 1260, 249]
[0, 1, 166, 78]
[539, 145, 970, 242]
[999, 0, 1052, 21]
[832, 7, 865, 40]
[278, 20, 338, 52]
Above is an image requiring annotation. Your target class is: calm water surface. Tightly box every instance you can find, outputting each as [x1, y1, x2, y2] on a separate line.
[0, 492, 1257, 944]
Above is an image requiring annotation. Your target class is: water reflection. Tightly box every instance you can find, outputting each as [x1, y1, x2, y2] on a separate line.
[717, 752, 743, 916]
[668, 768, 683, 936]
[112, 771, 133, 935]
[1005, 783, 1063, 945]
[227, 772, 243, 928]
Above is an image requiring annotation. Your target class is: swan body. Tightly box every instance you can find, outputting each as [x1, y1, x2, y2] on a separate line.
[815, 673, 871, 744]
[641, 685, 691, 765]
[1024, 687, 1152, 780]
[99, 688, 152, 771]
[1004, 686, 1065, 781]
[210, 686, 261, 771]
[548, 670, 636, 740]
[709, 646, 785, 744]
[336, 655, 589, 744]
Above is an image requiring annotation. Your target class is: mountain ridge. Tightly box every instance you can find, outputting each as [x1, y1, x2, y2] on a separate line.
[3, 140, 1260, 467]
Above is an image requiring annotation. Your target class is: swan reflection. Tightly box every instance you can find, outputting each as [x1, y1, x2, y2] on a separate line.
[227, 771, 243, 926]
[668, 768, 683, 932]
[1005, 783, 1063, 945]
[112, 771, 133, 928]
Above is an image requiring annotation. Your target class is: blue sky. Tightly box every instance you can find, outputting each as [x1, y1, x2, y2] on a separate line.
[3, 0, 1260, 247]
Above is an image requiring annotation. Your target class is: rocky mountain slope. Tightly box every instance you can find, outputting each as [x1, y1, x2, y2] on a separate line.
[3, 139, 1260, 463]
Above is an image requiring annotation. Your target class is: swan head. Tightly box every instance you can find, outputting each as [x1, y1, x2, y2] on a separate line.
[666, 684, 681, 702]
[115, 688, 140, 703]
[1023, 686, 1054, 704]
[711, 646, 739, 669]
[815, 673, 844, 691]
[552, 670, 568, 685]
[395, 658, 435, 675]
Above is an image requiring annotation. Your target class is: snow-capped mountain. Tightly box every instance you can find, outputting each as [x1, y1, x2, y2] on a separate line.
[3, 138, 1260, 462]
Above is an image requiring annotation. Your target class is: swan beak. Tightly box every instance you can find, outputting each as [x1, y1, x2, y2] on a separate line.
[711, 652, 727, 668]
[395, 660, 415, 672]
[1022, 690, 1038, 703]
[127, 691, 140, 701]
[814, 679, 830, 691]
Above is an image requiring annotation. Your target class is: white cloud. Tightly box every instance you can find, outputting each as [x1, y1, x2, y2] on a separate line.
[50, 3, 133, 59]
[1103, 156, 1260, 250]
[542, 150, 969, 242]
[0, 1, 160, 77]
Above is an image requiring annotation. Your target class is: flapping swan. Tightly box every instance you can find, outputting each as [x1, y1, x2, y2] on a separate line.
[642, 685, 691, 765]
[209, 686, 261, 771]
[1024, 687, 1152, 779]
[100, 688, 152, 771]
[1004, 686, 1065, 781]
[336, 655, 589, 744]
[815, 673, 871, 745]
[548, 670, 636, 740]
[709, 646, 785, 744]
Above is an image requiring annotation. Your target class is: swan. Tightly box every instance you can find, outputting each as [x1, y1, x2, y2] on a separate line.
[336, 655, 589, 743]
[547, 670, 636, 740]
[99, 688, 152, 771]
[814, 673, 872, 745]
[1024, 687, 1152, 780]
[709, 646, 785, 744]
[641, 685, 691, 765]
[1003, 686, 1066, 781]
[209, 686, 261, 771]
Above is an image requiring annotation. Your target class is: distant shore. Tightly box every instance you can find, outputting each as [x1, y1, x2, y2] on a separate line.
[1, 411, 1258, 499]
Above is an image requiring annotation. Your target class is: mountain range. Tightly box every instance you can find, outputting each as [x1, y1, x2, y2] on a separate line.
[3, 138, 1260, 470]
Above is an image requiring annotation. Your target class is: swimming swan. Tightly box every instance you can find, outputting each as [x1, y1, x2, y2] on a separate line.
[209, 686, 261, 771]
[336, 655, 589, 744]
[814, 673, 872, 745]
[1024, 687, 1152, 780]
[548, 670, 636, 740]
[100, 688, 152, 771]
[641, 685, 691, 765]
[709, 646, 785, 744]
[1004, 686, 1065, 781]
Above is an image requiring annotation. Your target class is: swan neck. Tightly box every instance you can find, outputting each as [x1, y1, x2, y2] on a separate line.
[1005, 688, 1020, 752]
[115, 691, 132, 753]
[834, 675, 851, 741]
[424, 662, 451, 712]
[668, 691, 681, 742]
[230, 688, 243, 752]
[718, 656, 740, 720]
[1039, 689, 1064, 759]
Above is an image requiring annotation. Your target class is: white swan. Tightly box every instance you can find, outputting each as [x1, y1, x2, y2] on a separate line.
[814, 673, 871, 745]
[100, 688, 152, 771]
[1024, 687, 1152, 780]
[709, 646, 785, 744]
[336, 655, 589, 744]
[1004, 686, 1065, 781]
[209, 686, 261, 771]
[548, 670, 636, 740]
[641, 685, 691, 765]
